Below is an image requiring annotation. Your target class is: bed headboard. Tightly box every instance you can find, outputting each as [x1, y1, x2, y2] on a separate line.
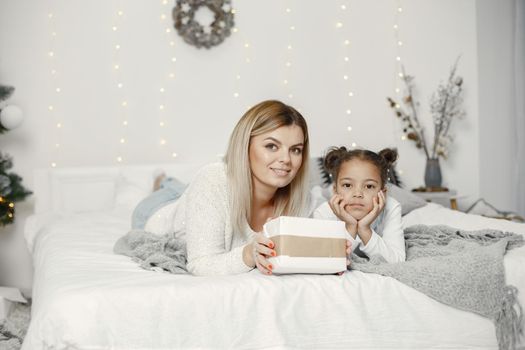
[33, 163, 204, 215]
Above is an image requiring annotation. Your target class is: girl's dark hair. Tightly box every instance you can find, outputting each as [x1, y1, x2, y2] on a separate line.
[323, 147, 398, 187]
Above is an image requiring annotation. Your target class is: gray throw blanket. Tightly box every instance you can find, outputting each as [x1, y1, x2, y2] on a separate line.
[113, 229, 187, 274]
[351, 224, 525, 350]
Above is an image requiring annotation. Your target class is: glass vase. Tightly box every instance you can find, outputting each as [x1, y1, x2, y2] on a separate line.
[424, 158, 442, 188]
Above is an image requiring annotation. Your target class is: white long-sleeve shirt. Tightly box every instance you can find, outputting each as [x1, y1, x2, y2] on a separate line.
[160, 162, 254, 276]
[312, 196, 406, 263]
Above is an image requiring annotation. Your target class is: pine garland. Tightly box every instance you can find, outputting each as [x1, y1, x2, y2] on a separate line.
[0, 84, 31, 226]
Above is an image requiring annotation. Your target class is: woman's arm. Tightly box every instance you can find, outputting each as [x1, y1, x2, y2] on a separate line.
[184, 164, 253, 276]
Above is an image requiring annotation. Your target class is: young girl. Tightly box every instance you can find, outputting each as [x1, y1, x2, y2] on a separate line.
[313, 147, 405, 263]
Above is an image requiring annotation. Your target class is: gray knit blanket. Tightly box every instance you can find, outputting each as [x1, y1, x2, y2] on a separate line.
[113, 229, 187, 274]
[0, 302, 31, 350]
[352, 224, 525, 350]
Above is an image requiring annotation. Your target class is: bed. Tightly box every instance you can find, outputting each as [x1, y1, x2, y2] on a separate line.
[21, 163, 525, 349]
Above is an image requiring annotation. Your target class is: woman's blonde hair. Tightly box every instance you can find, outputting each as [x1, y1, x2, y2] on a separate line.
[224, 100, 310, 234]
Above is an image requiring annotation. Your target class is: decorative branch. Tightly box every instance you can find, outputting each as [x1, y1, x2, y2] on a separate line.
[387, 57, 464, 161]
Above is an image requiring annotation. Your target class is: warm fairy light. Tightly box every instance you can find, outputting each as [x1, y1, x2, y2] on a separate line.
[351, 142, 357, 147]
[338, 2, 354, 144]
[120, 138, 125, 143]
[117, 156, 123, 162]
[233, 92, 239, 98]
[159, 121, 165, 127]
[121, 101, 127, 107]
[393, 0, 407, 144]
[47, 8, 61, 168]
[172, 153, 178, 158]
[159, 87, 165, 93]
[159, 105, 165, 110]
[160, 139, 166, 145]
[122, 120, 128, 126]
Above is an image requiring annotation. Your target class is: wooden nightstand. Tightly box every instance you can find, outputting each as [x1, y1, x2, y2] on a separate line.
[412, 188, 458, 210]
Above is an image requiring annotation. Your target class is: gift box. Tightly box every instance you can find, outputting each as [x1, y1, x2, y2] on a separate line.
[263, 216, 347, 274]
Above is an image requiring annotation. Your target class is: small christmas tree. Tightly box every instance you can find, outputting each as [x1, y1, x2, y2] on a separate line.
[0, 83, 31, 226]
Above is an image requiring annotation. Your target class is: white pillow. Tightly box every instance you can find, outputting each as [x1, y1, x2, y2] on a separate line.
[50, 169, 118, 214]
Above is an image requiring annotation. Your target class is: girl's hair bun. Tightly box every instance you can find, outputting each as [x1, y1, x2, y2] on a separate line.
[378, 148, 398, 168]
[323, 146, 347, 174]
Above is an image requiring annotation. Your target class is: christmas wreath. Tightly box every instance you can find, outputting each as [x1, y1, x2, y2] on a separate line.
[172, 0, 234, 49]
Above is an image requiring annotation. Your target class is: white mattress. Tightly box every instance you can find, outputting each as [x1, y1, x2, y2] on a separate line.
[22, 203, 525, 349]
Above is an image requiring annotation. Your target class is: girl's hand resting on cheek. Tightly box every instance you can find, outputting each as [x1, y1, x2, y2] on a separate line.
[358, 190, 386, 230]
[329, 194, 358, 237]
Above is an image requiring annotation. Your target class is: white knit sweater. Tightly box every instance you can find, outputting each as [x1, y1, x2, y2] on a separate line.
[160, 162, 254, 276]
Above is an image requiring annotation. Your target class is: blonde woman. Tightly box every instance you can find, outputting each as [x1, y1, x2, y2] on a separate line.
[130, 100, 311, 275]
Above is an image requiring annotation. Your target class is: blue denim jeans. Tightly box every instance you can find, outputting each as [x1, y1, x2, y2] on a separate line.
[131, 177, 187, 229]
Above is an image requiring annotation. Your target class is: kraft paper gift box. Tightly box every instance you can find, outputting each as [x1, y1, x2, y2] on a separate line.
[263, 216, 347, 274]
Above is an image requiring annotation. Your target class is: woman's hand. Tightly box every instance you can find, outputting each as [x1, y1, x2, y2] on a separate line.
[337, 239, 353, 275]
[358, 190, 386, 231]
[244, 232, 276, 275]
[329, 194, 358, 237]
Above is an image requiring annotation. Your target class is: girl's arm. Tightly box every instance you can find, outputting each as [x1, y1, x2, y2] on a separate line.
[313, 201, 359, 253]
[359, 199, 406, 263]
[185, 164, 253, 276]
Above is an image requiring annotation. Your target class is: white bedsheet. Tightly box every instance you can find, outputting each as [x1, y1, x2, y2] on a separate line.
[22, 204, 525, 349]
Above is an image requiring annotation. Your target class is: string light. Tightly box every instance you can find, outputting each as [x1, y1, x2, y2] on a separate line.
[158, 0, 180, 159]
[336, 1, 354, 142]
[281, 2, 296, 102]
[111, 1, 128, 164]
[393, 0, 406, 175]
[232, 5, 250, 104]
[46, 8, 62, 168]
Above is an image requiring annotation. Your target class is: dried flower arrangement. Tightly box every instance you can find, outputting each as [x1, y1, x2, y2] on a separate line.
[387, 58, 465, 160]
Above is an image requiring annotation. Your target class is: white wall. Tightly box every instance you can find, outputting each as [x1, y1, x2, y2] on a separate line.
[476, 0, 522, 215]
[1, 0, 509, 287]
[0, 0, 479, 195]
